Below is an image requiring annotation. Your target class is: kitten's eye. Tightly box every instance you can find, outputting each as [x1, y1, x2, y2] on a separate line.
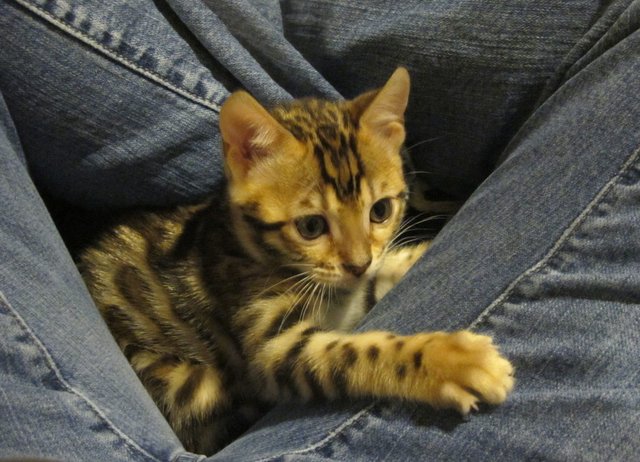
[370, 198, 392, 223]
[295, 215, 328, 240]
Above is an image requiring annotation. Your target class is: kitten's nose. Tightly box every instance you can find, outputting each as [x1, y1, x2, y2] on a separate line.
[342, 260, 371, 277]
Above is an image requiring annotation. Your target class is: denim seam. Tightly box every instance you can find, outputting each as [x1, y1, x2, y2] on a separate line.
[469, 142, 640, 330]
[251, 403, 377, 462]
[0, 291, 163, 462]
[10, 0, 221, 113]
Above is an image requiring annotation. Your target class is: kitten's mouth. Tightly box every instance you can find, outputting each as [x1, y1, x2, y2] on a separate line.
[312, 271, 370, 289]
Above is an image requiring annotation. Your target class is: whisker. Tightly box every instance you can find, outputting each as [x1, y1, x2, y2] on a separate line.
[299, 278, 319, 314]
[310, 282, 323, 320]
[396, 214, 451, 234]
[278, 278, 315, 334]
[300, 282, 320, 323]
[397, 212, 441, 231]
[385, 220, 443, 255]
[313, 283, 327, 324]
[405, 169, 469, 181]
[388, 215, 447, 249]
[328, 286, 336, 319]
[255, 271, 310, 298]
[309, 283, 320, 323]
[287, 274, 315, 293]
[389, 236, 431, 250]
[404, 136, 447, 152]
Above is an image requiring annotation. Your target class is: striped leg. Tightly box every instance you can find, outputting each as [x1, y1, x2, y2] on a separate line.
[250, 319, 514, 412]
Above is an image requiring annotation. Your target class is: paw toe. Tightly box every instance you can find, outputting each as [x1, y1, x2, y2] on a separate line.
[439, 382, 479, 415]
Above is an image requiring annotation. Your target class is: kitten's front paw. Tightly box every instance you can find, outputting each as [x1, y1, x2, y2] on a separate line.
[375, 243, 429, 300]
[410, 331, 514, 414]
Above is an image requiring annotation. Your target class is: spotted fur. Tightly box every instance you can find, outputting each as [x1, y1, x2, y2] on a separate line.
[79, 68, 513, 455]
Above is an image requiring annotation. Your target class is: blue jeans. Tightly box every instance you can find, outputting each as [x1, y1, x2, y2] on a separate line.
[1, 0, 639, 460]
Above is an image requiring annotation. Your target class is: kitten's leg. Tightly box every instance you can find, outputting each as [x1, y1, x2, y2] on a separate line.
[374, 241, 429, 301]
[125, 347, 253, 454]
[241, 298, 514, 413]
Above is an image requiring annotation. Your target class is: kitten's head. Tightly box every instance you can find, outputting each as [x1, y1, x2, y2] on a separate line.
[219, 68, 410, 288]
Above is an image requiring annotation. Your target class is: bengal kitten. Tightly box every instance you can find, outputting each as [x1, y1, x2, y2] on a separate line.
[78, 68, 514, 455]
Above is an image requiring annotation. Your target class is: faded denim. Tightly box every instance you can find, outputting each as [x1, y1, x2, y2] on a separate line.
[1, 0, 639, 460]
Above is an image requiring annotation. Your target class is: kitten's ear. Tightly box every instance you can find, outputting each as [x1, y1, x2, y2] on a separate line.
[219, 91, 296, 178]
[353, 67, 410, 147]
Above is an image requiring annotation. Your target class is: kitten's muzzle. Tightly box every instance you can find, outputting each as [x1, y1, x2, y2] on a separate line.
[342, 260, 371, 278]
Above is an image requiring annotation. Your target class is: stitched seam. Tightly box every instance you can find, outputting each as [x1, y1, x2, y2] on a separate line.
[10, 0, 222, 113]
[470, 143, 640, 330]
[0, 291, 163, 462]
[252, 403, 376, 462]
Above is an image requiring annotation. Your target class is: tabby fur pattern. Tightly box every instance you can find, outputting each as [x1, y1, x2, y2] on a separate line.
[79, 68, 514, 455]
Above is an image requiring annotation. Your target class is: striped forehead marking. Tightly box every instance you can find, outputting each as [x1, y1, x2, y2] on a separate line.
[271, 99, 364, 201]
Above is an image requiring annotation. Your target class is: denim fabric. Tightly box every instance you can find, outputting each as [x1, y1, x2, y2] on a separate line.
[0, 0, 225, 208]
[1, 0, 640, 460]
[2, 0, 631, 206]
[0, 93, 194, 461]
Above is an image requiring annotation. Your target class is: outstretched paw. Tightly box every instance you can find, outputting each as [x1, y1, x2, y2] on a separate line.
[409, 331, 514, 414]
